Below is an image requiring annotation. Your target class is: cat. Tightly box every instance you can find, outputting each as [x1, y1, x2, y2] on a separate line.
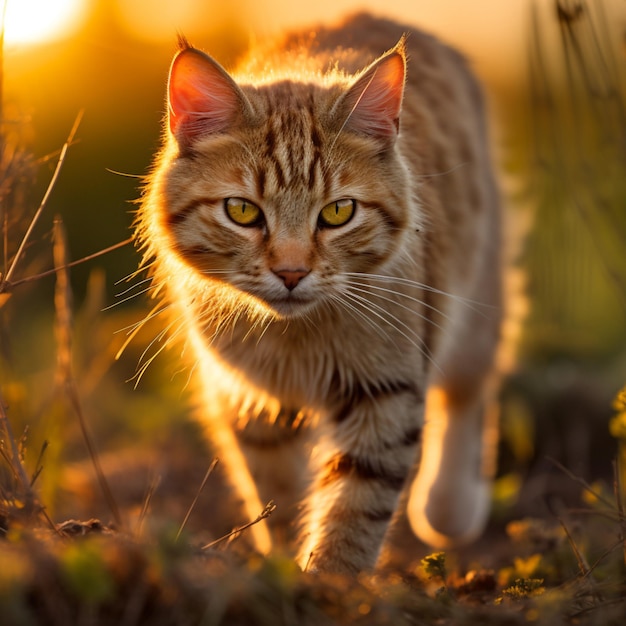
[135, 12, 504, 574]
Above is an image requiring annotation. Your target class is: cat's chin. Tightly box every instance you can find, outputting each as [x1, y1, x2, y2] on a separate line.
[265, 295, 317, 319]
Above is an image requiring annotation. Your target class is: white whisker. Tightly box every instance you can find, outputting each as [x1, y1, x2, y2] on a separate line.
[137, 313, 182, 368]
[199, 269, 238, 275]
[345, 288, 423, 347]
[342, 288, 441, 373]
[416, 161, 468, 179]
[180, 355, 198, 393]
[254, 316, 274, 345]
[243, 311, 272, 342]
[328, 292, 392, 345]
[114, 304, 171, 336]
[103, 284, 155, 311]
[344, 271, 494, 314]
[131, 311, 191, 388]
[131, 346, 167, 388]
[114, 276, 154, 297]
[115, 261, 155, 285]
[346, 280, 449, 330]
[114, 303, 171, 362]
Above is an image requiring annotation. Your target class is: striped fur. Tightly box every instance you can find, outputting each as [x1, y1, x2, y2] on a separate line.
[135, 13, 504, 573]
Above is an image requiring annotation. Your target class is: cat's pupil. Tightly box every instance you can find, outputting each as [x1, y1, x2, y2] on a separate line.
[318, 198, 355, 227]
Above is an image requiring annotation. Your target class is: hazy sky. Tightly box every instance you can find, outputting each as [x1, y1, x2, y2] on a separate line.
[7, 0, 625, 90]
[114, 0, 624, 89]
[118, 0, 530, 85]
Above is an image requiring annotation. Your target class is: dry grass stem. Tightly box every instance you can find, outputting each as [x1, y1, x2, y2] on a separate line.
[581, 537, 625, 582]
[175, 458, 219, 542]
[53, 217, 72, 380]
[9, 235, 133, 289]
[0, 393, 30, 489]
[557, 516, 591, 578]
[612, 460, 626, 566]
[29, 439, 48, 488]
[201, 500, 276, 550]
[136, 473, 161, 538]
[53, 217, 123, 528]
[1, 111, 83, 289]
[548, 456, 617, 510]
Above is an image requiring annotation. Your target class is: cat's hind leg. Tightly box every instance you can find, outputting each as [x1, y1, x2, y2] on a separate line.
[407, 278, 503, 548]
[407, 380, 499, 548]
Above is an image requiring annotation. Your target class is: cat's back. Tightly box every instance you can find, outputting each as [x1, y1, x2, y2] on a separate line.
[242, 13, 480, 104]
[298, 13, 467, 75]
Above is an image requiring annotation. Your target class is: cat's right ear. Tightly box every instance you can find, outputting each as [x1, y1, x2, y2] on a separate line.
[335, 40, 406, 149]
[167, 47, 248, 144]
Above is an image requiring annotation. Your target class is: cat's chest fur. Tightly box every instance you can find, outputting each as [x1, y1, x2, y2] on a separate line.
[184, 288, 426, 413]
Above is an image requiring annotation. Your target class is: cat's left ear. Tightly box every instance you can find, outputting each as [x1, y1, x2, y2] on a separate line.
[337, 39, 406, 147]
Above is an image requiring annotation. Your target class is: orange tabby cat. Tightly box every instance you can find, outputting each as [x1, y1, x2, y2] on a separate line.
[136, 13, 503, 573]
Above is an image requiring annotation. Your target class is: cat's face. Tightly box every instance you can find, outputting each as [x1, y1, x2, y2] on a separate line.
[159, 43, 412, 319]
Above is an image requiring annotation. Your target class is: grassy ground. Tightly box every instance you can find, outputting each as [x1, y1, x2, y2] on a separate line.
[0, 471, 625, 625]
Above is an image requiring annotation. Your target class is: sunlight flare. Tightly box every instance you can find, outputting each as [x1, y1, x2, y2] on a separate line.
[3, 0, 85, 45]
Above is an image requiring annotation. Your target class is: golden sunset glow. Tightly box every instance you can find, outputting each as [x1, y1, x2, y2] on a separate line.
[114, 0, 209, 43]
[3, 0, 86, 45]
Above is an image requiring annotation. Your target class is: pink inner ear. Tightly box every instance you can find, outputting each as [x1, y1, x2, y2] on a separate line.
[344, 51, 406, 139]
[168, 48, 242, 138]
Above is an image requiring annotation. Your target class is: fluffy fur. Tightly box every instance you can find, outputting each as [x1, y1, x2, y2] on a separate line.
[135, 13, 503, 574]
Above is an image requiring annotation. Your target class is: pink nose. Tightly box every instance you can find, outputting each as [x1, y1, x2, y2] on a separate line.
[272, 268, 310, 291]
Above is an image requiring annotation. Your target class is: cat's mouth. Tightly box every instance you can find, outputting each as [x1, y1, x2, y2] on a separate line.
[265, 293, 316, 317]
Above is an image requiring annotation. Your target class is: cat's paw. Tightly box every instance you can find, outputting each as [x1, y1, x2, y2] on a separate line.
[406, 474, 491, 548]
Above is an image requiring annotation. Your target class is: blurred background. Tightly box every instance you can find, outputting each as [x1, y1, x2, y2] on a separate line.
[1, 0, 625, 547]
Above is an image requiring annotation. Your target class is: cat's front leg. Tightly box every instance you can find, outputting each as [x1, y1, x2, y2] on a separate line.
[235, 408, 313, 547]
[297, 381, 424, 574]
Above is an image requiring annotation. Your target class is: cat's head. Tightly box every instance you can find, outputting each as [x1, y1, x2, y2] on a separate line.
[155, 39, 414, 320]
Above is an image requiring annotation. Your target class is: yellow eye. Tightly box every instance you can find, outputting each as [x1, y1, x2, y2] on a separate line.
[224, 198, 262, 226]
[318, 199, 356, 227]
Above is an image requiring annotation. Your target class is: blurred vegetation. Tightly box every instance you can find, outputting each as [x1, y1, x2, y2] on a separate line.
[523, 0, 626, 361]
[0, 0, 625, 624]
[496, 0, 626, 520]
